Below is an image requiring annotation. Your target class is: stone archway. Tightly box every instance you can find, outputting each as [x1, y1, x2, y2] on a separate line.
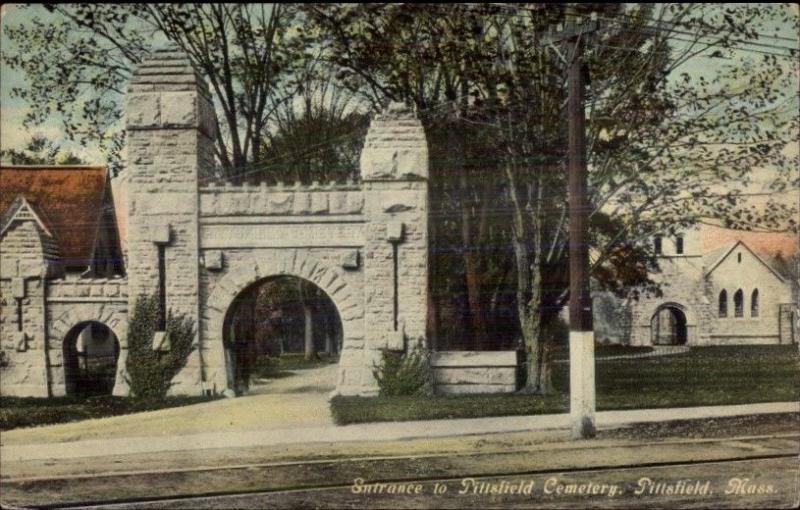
[204, 251, 364, 395]
[62, 321, 120, 396]
[651, 305, 688, 346]
[48, 304, 128, 397]
[222, 275, 344, 395]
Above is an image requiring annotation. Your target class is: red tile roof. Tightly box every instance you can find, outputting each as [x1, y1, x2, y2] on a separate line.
[700, 223, 798, 258]
[0, 165, 117, 263]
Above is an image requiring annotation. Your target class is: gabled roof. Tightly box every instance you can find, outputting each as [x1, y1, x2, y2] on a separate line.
[704, 240, 787, 282]
[0, 196, 54, 238]
[700, 223, 798, 257]
[701, 242, 735, 271]
[0, 165, 115, 264]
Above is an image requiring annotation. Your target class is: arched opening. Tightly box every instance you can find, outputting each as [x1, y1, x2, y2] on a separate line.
[718, 290, 728, 318]
[651, 306, 688, 346]
[751, 289, 759, 317]
[734, 289, 744, 317]
[223, 275, 343, 395]
[63, 322, 120, 397]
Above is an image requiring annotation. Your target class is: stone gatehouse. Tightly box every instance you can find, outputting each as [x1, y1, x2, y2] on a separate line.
[1, 46, 429, 398]
[626, 227, 798, 347]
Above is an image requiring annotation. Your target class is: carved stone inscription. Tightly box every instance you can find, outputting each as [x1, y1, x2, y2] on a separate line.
[201, 223, 366, 249]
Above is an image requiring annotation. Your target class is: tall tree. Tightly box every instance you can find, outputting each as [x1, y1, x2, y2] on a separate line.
[305, 3, 799, 392]
[2, 4, 298, 175]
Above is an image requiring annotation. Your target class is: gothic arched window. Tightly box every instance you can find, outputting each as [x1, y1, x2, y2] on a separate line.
[751, 289, 759, 317]
[654, 236, 662, 255]
[676, 236, 684, 255]
[718, 290, 727, 318]
[734, 289, 744, 318]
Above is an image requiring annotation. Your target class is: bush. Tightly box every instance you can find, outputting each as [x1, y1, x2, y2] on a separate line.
[125, 295, 196, 398]
[372, 342, 432, 397]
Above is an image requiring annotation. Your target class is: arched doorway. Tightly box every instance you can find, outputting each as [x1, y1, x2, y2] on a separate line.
[650, 306, 688, 346]
[223, 275, 343, 395]
[63, 322, 120, 396]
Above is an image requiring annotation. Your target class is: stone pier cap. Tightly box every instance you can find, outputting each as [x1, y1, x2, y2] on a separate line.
[360, 101, 429, 181]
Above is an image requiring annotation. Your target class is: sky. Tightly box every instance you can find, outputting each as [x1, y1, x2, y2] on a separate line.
[1, 3, 798, 203]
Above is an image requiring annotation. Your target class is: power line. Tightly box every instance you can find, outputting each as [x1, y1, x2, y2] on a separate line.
[486, 4, 798, 59]
[492, 4, 798, 50]
[586, 10, 798, 52]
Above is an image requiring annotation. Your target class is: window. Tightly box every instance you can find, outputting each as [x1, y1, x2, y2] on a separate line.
[718, 290, 728, 318]
[675, 236, 684, 255]
[734, 289, 743, 318]
[737, 252, 742, 263]
[751, 289, 759, 317]
[654, 236, 662, 255]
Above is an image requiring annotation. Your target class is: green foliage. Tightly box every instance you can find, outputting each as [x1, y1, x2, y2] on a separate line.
[330, 393, 565, 426]
[0, 395, 215, 431]
[2, 4, 302, 174]
[542, 316, 569, 348]
[305, 4, 799, 365]
[334, 345, 800, 425]
[260, 98, 369, 184]
[125, 295, 196, 398]
[0, 133, 86, 165]
[372, 344, 433, 397]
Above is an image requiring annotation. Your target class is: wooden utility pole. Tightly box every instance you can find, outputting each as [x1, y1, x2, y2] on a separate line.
[544, 15, 598, 439]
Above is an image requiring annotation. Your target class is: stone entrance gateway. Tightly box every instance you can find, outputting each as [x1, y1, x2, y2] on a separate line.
[124, 46, 429, 397]
[221, 273, 344, 395]
[651, 305, 688, 346]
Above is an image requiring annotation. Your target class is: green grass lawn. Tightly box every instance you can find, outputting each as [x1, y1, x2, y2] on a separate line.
[251, 353, 339, 379]
[551, 344, 654, 361]
[331, 345, 800, 425]
[0, 395, 217, 431]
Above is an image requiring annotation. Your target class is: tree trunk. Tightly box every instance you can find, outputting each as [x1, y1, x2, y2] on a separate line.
[297, 280, 318, 361]
[427, 188, 440, 351]
[324, 313, 332, 355]
[505, 160, 552, 394]
[463, 251, 486, 349]
[303, 304, 316, 360]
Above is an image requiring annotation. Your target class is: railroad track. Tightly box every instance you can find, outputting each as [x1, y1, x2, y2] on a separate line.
[4, 434, 798, 509]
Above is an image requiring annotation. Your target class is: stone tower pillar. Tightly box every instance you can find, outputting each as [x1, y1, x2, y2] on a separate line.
[359, 102, 429, 393]
[125, 45, 216, 395]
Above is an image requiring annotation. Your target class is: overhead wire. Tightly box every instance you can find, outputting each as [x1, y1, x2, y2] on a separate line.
[197, 5, 797, 183]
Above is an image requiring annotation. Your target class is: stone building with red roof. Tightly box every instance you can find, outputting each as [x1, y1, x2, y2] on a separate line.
[0, 165, 128, 397]
[625, 224, 798, 347]
[0, 165, 125, 276]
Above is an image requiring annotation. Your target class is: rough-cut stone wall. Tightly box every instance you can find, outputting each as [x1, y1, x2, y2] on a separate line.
[359, 102, 429, 395]
[125, 45, 216, 395]
[0, 220, 53, 396]
[778, 304, 797, 345]
[707, 245, 792, 343]
[200, 248, 365, 394]
[45, 278, 128, 396]
[629, 255, 710, 346]
[2, 54, 432, 399]
[197, 103, 430, 397]
[432, 351, 519, 394]
[629, 236, 795, 346]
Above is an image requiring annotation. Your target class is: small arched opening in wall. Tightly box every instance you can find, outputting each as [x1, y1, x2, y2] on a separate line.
[222, 275, 343, 396]
[62, 321, 120, 397]
[650, 305, 688, 346]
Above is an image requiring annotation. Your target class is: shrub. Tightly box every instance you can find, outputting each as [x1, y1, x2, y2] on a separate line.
[372, 342, 432, 397]
[125, 295, 195, 398]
